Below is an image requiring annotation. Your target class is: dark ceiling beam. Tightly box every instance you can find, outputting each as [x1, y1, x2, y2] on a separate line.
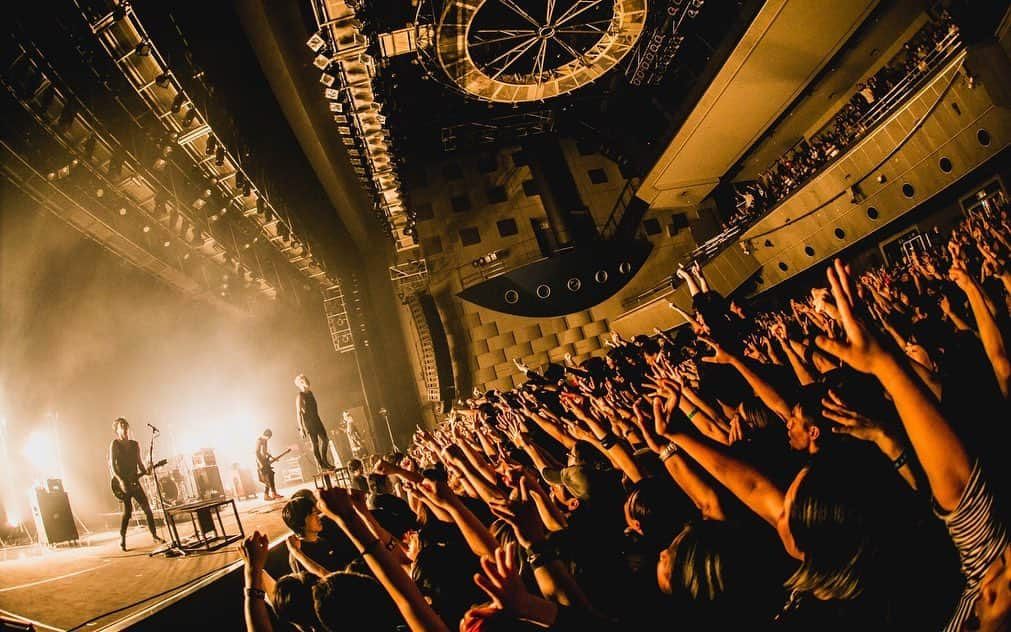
[234, 0, 378, 252]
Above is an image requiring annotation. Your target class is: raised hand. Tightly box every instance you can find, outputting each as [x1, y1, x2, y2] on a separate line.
[698, 336, 734, 365]
[488, 478, 546, 547]
[472, 543, 529, 615]
[240, 530, 270, 572]
[814, 259, 890, 374]
[821, 390, 887, 443]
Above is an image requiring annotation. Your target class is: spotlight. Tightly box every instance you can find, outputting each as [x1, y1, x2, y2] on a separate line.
[214, 146, 225, 166]
[306, 32, 326, 52]
[170, 93, 186, 113]
[135, 41, 151, 57]
[143, 225, 151, 232]
[183, 252, 190, 260]
[153, 157, 168, 170]
[163, 240, 170, 247]
[182, 107, 197, 128]
[119, 207, 127, 215]
[155, 72, 171, 88]
[205, 136, 217, 156]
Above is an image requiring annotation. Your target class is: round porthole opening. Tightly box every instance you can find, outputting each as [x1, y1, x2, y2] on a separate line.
[594, 270, 608, 284]
[867, 207, 880, 220]
[504, 289, 519, 304]
[939, 157, 953, 173]
[978, 129, 992, 146]
[535, 284, 551, 299]
[902, 183, 915, 198]
[804, 246, 815, 257]
[834, 228, 846, 239]
[618, 262, 632, 274]
[567, 278, 582, 292]
[778, 262, 788, 271]
[764, 239, 773, 248]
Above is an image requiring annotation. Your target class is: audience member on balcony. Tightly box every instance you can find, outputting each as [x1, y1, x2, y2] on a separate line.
[715, 16, 961, 254]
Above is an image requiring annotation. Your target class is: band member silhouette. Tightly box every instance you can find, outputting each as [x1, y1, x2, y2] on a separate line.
[294, 374, 334, 470]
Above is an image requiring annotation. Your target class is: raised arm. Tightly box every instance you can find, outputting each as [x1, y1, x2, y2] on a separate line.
[700, 337, 793, 421]
[319, 488, 451, 632]
[815, 259, 971, 511]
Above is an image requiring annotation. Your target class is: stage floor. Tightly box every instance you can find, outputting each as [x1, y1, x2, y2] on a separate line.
[0, 483, 309, 631]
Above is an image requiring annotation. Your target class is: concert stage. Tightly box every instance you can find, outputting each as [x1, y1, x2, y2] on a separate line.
[0, 483, 310, 631]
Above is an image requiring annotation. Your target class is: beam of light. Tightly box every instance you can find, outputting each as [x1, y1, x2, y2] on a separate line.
[23, 430, 58, 475]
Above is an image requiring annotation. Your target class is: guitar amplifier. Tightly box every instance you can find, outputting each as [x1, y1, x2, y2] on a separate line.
[191, 448, 217, 468]
[30, 487, 78, 545]
[192, 465, 224, 499]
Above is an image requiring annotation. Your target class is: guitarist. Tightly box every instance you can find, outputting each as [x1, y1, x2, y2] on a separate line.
[109, 418, 163, 551]
[255, 429, 284, 501]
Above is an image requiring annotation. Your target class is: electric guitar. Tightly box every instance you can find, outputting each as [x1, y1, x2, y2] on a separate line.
[111, 459, 167, 501]
[257, 448, 292, 482]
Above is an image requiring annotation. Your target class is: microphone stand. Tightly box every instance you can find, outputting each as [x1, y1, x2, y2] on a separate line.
[149, 428, 185, 557]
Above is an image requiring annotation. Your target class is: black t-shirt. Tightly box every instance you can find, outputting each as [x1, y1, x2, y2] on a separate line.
[288, 529, 358, 575]
[110, 439, 142, 483]
[296, 390, 324, 430]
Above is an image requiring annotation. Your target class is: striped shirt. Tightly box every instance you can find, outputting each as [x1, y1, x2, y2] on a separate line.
[938, 460, 1008, 632]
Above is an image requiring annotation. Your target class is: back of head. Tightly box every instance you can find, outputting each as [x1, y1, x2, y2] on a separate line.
[625, 477, 696, 548]
[313, 571, 403, 632]
[274, 572, 320, 631]
[667, 521, 783, 625]
[411, 541, 484, 626]
[348, 458, 363, 474]
[787, 446, 912, 602]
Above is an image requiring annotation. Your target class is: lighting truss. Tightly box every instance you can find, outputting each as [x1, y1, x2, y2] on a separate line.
[78, 0, 340, 291]
[309, 0, 417, 253]
[0, 44, 268, 312]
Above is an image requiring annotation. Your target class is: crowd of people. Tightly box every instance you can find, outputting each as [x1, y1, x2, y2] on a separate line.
[726, 15, 962, 238]
[237, 187, 1011, 631]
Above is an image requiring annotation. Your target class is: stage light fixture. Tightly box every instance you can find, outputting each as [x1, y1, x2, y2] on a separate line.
[163, 240, 170, 247]
[119, 207, 127, 215]
[320, 73, 336, 87]
[313, 54, 332, 70]
[183, 252, 190, 260]
[324, 87, 341, 100]
[182, 107, 198, 128]
[96, 187, 105, 197]
[155, 72, 171, 88]
[135, 41, 151, 57]
[143, 225, 150, 232]
[205, 135, 218, 156]
[170, 93, 186, 113]
[329, 102, 343, 113]
[153, 157, 167, 170]
[214, 146, 225, 166]
[306, 32, 326, 52]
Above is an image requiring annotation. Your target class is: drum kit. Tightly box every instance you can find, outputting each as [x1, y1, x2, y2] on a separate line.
[139, 456, 196, 506]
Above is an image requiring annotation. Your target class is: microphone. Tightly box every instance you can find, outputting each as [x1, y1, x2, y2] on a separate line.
[148, 423, 160, 433]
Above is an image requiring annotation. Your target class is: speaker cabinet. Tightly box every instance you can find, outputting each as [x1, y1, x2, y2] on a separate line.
[30, 487, 78, 545]
[192, 465, 224, 499]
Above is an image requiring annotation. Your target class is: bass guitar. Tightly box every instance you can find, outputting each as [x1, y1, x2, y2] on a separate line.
[257, 448, 292, 483]
[111, 458, 167, 501]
